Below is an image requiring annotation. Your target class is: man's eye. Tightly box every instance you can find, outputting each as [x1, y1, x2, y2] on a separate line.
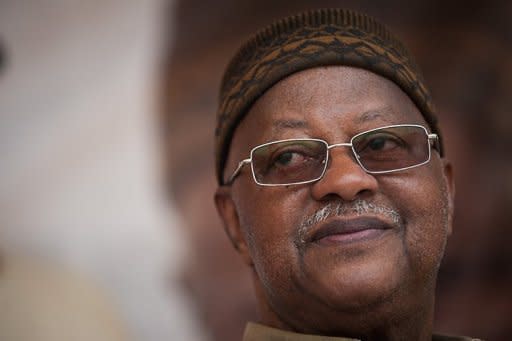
[273, 151, 305, 167]
[369, 137, 390, 150]
[365, 135, 402, 152]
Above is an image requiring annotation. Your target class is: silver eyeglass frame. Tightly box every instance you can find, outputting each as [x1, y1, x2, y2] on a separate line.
[225, 124, 439, 187]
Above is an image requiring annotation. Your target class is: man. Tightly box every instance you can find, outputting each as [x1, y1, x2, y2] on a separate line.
[214, 8, 477, 340]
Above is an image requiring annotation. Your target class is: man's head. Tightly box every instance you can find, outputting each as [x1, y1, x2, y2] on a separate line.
[214, 9, 455, 339]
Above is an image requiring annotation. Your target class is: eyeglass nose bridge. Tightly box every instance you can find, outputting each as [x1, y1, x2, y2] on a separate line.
[323, 142, 362, 168]
[327, 142, 353, 149]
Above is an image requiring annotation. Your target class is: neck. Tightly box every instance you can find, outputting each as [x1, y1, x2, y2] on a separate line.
[254, 275, 437, 341]
[363, 299, 435, 341]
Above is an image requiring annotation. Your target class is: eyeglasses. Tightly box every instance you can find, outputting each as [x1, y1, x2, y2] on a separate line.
[226, 124, 439, 186]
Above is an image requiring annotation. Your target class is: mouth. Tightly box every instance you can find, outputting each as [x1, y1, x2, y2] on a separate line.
[308, 217, 394, 246]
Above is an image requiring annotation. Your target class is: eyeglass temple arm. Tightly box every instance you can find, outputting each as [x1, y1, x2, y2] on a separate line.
[428, 133, 440, 151]
[225, 159, 251, 185]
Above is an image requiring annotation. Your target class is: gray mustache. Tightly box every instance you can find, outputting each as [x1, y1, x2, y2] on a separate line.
[298, 199, 402, 243]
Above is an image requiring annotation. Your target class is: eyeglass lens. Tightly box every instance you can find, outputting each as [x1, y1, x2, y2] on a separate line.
[250, 125, 430, 185]
[352, 125, 429, 172]
[251, 139, 328, 185]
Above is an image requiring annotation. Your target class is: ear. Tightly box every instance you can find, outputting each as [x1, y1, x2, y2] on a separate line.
[441, 158, 456, 236]
[214, 186, 253, 266]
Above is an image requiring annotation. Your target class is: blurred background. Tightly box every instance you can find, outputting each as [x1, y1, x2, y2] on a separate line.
[0, 1, 204, 340]
[1, 0, 511, 341]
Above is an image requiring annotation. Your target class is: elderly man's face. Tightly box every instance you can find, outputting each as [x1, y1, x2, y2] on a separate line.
[216, 66, 454, 335]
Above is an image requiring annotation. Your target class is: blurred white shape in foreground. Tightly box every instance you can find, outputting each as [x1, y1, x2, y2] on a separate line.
[0, 1, 205, 340]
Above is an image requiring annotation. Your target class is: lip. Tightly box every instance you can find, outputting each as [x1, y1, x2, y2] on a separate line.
[308, 216, 394, 245]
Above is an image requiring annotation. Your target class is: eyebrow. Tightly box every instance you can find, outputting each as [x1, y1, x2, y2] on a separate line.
[272, 119, 309, 132]
[270, 107, 394, 133]
[355, 107, 394, 123]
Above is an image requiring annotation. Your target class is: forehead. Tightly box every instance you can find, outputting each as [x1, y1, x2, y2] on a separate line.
[233, 66, 426, 147]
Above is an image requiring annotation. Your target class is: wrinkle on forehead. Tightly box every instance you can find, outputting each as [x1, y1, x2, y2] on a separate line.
[253, 67, 421, 123]
[276, 66, 375, 105]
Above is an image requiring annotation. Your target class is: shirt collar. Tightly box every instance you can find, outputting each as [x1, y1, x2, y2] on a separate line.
[242, 322, 482, 341]
[243, 322, 359, 341]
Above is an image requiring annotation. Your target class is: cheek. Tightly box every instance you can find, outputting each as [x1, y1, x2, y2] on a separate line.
[382, 167, 449, 272]
[236, 186, 306, 282]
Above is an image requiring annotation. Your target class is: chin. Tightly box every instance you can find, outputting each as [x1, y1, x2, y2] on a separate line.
[327, 272, 400, 310]
[301, 250, 408, 312]
[303, 245, 404, 304]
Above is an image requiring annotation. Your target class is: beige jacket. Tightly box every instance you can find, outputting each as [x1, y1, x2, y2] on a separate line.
[243, 322, 482, 341]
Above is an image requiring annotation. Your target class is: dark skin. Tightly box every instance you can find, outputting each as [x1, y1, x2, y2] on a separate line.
[215, 66, 455, 340]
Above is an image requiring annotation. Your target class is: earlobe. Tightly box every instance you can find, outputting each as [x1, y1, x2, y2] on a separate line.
[214, 186, 254, 266]
[442, 159, 456, 236]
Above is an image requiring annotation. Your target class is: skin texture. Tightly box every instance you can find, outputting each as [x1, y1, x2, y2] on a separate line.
[215, 66, 455, 340]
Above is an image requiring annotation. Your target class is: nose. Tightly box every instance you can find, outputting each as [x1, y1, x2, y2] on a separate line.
[310, 146, 379, 202]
